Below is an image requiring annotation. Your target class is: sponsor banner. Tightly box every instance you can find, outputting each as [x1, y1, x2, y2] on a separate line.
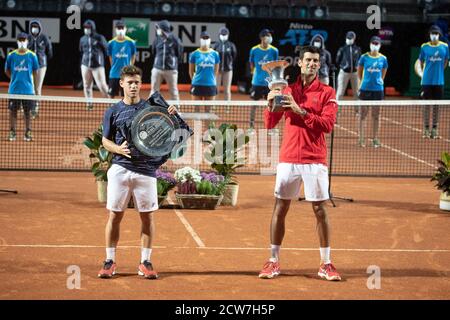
[0, 17, 60, 43]
[117, 19, 225, 48]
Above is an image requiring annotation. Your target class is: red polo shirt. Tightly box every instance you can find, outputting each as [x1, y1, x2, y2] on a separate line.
[263, 76, 338, 165]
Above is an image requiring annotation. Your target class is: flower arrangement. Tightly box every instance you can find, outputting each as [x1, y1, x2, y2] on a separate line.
[156, 169, 176, 196]
[174, 166, 227, 196]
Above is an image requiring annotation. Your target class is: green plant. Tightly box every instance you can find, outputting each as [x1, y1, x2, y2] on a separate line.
[196, 179, 228, 196]
[203, 123, 250, 184]
[156, 169, 176, 196]
[83, 124, 112, 181]
[431, 152, 450, 196]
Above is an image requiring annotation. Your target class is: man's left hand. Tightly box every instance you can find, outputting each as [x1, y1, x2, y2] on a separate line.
[282, 94, 307, 117]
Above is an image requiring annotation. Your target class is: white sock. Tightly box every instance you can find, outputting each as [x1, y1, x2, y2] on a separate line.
[270, 244, 281, 262]
[141, 248, 152, 263]
[106, 247, 116, 261]
[320, 247, 331, 264]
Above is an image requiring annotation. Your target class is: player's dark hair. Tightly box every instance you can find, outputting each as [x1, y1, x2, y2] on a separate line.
[298, 46, 321, 60]
[120, 65, 142, 80]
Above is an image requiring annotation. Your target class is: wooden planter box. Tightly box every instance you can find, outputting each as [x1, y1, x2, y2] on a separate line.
[175, 193, 223, 210]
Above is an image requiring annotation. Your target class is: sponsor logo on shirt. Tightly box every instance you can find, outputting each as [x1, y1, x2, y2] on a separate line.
[429, 51, 442, 62]
[367, 61, 381, 73]
[198, 55, 215, 68]
[14, 59, 28, 72]
[258, 54, 270, 66]
[115, 46, 129, 59]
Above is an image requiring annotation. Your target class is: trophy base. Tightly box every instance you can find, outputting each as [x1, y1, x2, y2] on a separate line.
[270, 95, 288, 112]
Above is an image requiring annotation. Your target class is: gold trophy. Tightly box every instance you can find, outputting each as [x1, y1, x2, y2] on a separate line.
[262, 60, 290, 112]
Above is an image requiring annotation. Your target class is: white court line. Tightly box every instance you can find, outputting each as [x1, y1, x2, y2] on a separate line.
[0, 244, 166, 249]
[166, 196, 206, 248]
[335, 124, 437, 168]
[1, 244, 449, 253]
[381, 116, 450, 143]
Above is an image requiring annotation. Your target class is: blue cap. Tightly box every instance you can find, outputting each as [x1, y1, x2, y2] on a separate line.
[259, 28, 272, 37]
[429, 25, 442, 35]
[17, 32, 28, 40]
[115, 20, 125, 28]
[370, 36, 381, 44]
[200, 31, 210, 38]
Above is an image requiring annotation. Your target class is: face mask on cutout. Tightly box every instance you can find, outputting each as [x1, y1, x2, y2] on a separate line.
[84, 28, 92, 36]
[17, 41, 28, 49]
[263, 36, 273, 45]
[430, 33, 439, 42]
[370, 43, 381, 52]
[200, 38, 211, 47]
[116, 28, 126, 37]
[346, 38, 354, 45]
[31, 27, 39, 35]
[219, 35, 228, 42]
[313, 41, 322, 48]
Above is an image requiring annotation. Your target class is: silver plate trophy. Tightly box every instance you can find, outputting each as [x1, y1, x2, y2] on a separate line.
[262, 60, 290, 112]
[131, 106, 180, 157]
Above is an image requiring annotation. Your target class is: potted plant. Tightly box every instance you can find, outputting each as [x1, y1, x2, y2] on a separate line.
[203, 123, 250, 206]
[431, 151, 450, 211]
[156, 169, 177, 206]
[174, 166, 226, 209]
[83, 125, 112, 203]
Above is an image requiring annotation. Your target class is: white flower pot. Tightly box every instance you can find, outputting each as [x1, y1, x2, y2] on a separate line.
[221, 184, 239, 206]
[97, 180, 107, 203]
[439, 192, 450, 211]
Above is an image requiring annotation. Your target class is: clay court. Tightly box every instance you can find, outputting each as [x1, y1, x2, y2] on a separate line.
[0, 171, 449, 300]
[0, 86, 449, 300]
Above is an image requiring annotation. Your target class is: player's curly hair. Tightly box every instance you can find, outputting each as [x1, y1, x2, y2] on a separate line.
[120, 65, 142, 80]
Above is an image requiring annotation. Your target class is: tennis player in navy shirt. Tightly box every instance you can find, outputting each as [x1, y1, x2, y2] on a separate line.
[98, 65, 178, 279]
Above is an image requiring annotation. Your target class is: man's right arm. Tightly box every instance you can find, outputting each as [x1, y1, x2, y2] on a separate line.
[263, 88, 286, 129]
[5, 55, 11, 78]
[357, 65, 363, 82]
[102, 137, 131, 158]
[102, 108, 131, 158]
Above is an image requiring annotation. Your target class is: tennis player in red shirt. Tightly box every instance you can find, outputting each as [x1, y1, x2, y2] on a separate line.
[259, 46, 341, 281]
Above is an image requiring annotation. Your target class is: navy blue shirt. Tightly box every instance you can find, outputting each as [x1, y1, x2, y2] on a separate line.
[102, 99, 169, 177]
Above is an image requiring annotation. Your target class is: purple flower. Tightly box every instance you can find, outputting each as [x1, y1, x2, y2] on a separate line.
[156, 169, 176, 185]
[200, 171, 225, 185]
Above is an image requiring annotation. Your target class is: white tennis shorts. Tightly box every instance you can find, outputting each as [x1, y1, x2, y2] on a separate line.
[274, 163, 329, 201]
[106, 164, 158, 212]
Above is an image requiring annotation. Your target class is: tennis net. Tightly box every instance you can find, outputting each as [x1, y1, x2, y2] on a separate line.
[0, 93, 448, 177]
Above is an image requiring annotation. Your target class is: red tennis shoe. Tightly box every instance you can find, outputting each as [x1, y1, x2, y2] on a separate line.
[98, 259, 116, 278]
[258, 260, 281, 279]
[138, 260, 158, 279]
[318, 263, 342, 281]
